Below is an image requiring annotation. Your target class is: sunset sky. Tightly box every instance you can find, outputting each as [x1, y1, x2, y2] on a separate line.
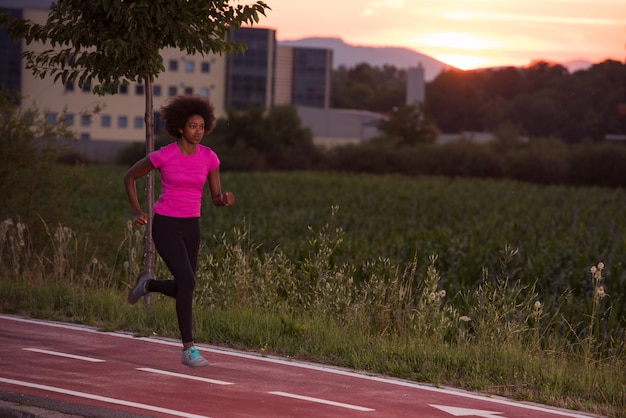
[260, 0, 626, 70]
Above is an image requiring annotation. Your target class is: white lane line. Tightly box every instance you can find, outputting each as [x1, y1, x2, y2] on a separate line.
[269, 391, 375, 412]
[3, 315, 596, 418]
[23, 348, 105, 363]
[0, 376, 211, 418]
[137, 367, 234, 385]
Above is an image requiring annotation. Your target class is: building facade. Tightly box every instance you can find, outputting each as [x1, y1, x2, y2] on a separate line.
[0, 0, 397, 161]
[406, 62, 425, 105]
[226, 26, 276, 111]
[291, 47, 332, 109]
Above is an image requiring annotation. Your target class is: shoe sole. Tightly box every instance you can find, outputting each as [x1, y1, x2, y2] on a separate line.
[127, 271, 152, 304]
[183, 361, 209, 368]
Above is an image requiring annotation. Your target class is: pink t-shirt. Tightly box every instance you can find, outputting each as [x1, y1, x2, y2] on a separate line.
[148, 142, 220, 218]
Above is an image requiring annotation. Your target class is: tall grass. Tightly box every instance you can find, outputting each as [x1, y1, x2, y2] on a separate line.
[1, 168, 625, 417]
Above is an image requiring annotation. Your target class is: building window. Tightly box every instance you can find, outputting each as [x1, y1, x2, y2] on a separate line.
[184, 87, 193, 95]
[101, 115, 111, 127]
[65, 83, 74, 92]
[119, 84, 128, 95]
[154, 85, 162, 97]
[201, 62, 210, 73]
[169, 60, 178, 71]
[199, 87, 209, 98]
[80, 115, 91, 126]
[136, 85, 144, 95]
[79, 133, 90, 141]
[184, 61, 194, 73]
[118, 116, 128, 128]
[168, 86, 177, 96]
[134, 116, 143, 128]
[46, 113, 57, 123]
[82, 83, 91, 93]
[63, 113, 74, 125]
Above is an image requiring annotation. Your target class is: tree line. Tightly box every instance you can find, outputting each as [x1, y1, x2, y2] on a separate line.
[332, 60, 626, 143]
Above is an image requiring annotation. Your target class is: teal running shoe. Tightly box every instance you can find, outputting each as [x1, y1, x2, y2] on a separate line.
[182, 346, 209, 368]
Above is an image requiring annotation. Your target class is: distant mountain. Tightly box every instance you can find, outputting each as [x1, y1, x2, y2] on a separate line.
[278, 37, 454, 81]
[278, 37, 595, 80]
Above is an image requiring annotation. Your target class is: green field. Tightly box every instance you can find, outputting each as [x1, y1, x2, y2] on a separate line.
[1, 166, 625, 417]
[80, 167, 626, 321]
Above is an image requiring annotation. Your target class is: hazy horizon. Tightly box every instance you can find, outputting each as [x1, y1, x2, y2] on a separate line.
[261, 0, 626, 70]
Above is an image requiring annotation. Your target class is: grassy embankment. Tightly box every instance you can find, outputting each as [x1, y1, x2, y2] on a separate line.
[1, 166, 624, 417]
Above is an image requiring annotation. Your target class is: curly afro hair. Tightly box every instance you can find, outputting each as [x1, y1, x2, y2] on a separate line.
[160, 95, 216, 139]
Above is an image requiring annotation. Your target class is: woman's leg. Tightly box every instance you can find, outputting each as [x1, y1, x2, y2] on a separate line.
[151, 214, 200, 345]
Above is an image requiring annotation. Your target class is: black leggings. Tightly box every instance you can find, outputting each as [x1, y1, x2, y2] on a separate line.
[150, 213, 200, 344]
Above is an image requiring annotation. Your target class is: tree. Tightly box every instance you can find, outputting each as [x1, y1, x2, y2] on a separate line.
[331, 63, 406, 112]
[377, 103, 436, 146]
[425, 68, 491, 133]
[2, 0, 270, 280]
[211, 106, 319, 170]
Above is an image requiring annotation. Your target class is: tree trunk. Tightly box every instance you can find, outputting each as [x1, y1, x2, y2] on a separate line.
[143, 76, 155, 307]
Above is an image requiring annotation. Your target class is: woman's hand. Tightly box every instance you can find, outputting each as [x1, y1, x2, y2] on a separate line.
[133, 212, 149, 226]
[222, 192, 235, 206]
[212, 192, 234, 206]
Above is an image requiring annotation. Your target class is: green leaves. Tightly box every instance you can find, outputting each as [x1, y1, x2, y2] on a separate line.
[378, 103, 437, 145]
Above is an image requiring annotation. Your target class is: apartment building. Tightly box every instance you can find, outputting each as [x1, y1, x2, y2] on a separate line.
[226, 26, 276, 111]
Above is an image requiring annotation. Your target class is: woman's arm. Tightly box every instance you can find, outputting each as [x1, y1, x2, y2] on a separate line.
[207, 167, 235, 206]
[123, 157, 155, 226]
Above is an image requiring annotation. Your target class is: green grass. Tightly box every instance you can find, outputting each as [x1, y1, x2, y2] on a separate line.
[1, 166, 625, 417]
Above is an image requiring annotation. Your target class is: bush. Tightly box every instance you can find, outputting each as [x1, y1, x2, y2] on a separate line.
[326, 140, 504, 179]
[323, 136, 626, 188]
[502, 138, 570, 185]
[431, 141, 504, 178]
[325, 143, 408, 174]
[569, 142, 626, 188]
[0, 90, 81, 244]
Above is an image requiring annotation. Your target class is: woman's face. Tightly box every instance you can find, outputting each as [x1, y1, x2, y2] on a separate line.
[179, 115, 205, 144]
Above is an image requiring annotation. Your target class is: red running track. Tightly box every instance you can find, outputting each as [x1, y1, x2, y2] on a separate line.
[0, 314, 600, 418]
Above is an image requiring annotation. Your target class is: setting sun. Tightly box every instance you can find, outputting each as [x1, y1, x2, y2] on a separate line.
[410, 32, 499, 69]
[435, 54, 489, 71]
[262, 0, 626, 72]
